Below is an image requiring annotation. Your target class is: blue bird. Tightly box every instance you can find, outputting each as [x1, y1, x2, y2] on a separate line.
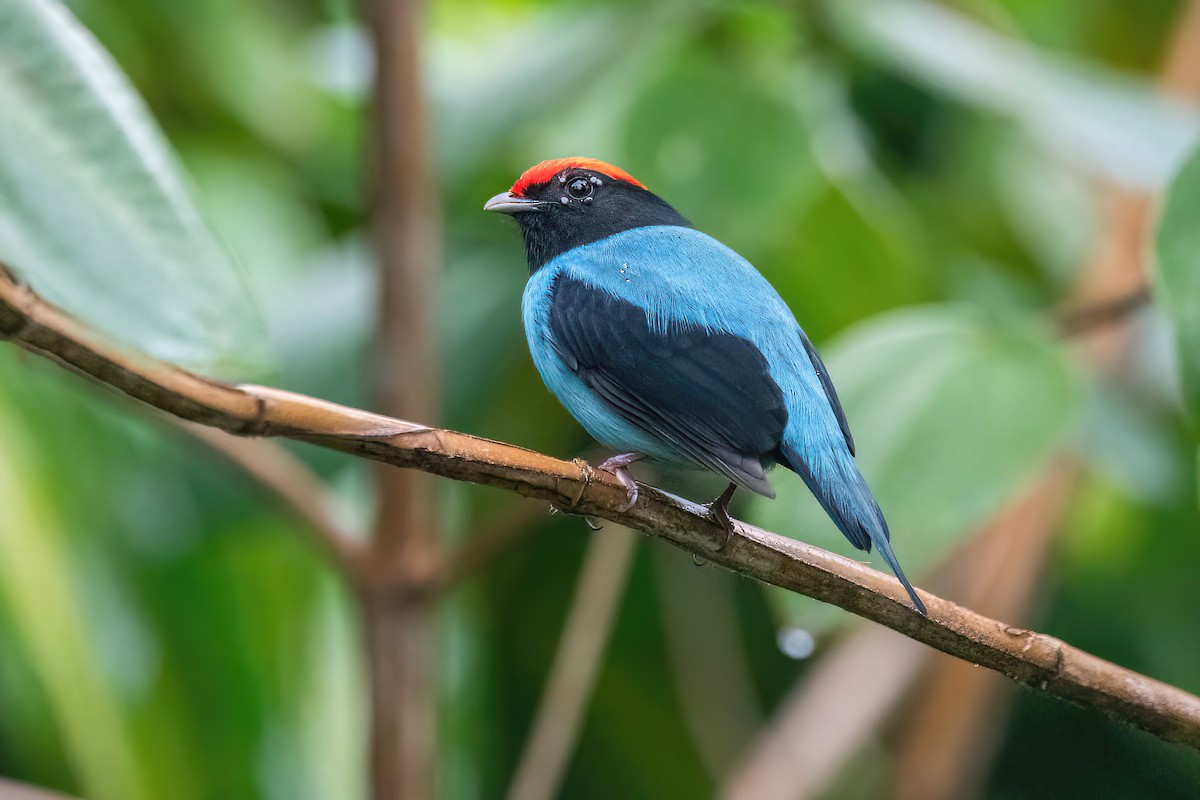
[486, 157, 926, 614]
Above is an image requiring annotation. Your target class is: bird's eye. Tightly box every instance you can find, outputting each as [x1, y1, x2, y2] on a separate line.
[566, 177, 593, 200]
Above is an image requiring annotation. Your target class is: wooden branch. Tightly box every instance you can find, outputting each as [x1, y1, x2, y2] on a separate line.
[363, 0, 441, 794]
[2, 267, 1200, 752]
[366, 0, 440, 584]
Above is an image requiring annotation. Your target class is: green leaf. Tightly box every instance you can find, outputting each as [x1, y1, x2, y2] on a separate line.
[0, 403, 153, 800]
[747, 305, 1082, 634]
[433, 5, 690, 181]
[621, 54, 820, 249]
[1154, 143, 1200, 418]
[0, 0, 266, 372]
[836, 0, 1200, 189]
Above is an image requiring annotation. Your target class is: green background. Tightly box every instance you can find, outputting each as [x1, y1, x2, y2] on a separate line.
[1, 0, 1199, 797]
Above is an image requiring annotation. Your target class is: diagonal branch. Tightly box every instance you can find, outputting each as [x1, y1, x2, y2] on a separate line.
[2, 265, 1200, 752]
[1057, 284, 1151, 337]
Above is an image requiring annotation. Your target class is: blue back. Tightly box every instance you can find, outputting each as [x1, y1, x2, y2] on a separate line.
[522, 225, 849, 471]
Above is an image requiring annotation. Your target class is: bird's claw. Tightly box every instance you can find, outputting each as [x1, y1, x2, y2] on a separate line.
[598, 453, 641, 512]
[707, 483, 738, 551]
[601, 465, 638, 512]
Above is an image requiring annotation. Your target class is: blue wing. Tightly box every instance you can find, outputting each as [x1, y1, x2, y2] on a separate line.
[797, 329, 855, 456]
[547, 274, 787, 497]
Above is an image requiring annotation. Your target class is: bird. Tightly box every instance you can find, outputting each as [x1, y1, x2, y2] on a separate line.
[485, 157, 926, 615]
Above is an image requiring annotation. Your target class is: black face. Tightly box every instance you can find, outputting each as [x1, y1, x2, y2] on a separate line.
[510, 169, 690, 271]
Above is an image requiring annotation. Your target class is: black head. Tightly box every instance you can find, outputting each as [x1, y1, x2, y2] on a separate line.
[485, 157, 690, 271]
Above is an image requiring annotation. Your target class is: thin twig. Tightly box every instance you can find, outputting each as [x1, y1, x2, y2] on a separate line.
[506, 528, 638, 800]
[2, 269, 1200, 751]
[1057, 284, 1151, 337]
[725, 625, 928, 800]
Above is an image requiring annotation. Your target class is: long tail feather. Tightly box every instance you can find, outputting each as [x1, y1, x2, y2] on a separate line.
[782, 443, 927, 615]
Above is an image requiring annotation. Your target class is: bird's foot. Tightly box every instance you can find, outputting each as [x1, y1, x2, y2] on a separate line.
[598, 452, 642, 512]
[706, 483, 738, 551]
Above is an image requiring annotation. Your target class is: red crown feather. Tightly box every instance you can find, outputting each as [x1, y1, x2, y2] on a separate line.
[510, 157, 645, 197]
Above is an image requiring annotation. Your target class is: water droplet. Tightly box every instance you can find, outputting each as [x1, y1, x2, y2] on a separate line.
[777, 628, 815, 660]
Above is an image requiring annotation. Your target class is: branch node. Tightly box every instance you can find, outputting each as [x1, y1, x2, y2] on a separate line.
[1049, 637, 1067, 685]
[0, 274, 36, 342]
[565, 457, 594, 509]
[247, 392, 269, 437]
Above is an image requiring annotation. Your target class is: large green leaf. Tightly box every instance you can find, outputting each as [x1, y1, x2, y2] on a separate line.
[747, 305, 1082, 633]
[1154, 143, 1200, 418]
[0, 0, 266, 371]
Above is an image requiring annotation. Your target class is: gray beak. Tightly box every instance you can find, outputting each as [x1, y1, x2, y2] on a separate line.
[484, 191, 542, 214]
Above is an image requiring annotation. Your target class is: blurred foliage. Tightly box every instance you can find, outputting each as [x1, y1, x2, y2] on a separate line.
[0, 0, 268, 372]
[1156, 143, 1200, 419]
[0, 0, 1198, 798]
[753, 305, 1081, 634]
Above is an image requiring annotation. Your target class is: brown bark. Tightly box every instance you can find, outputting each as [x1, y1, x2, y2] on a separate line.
[363, 0, 441, 795]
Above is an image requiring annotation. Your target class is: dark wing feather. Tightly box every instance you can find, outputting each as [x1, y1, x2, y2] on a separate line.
[549, 276, 787, 497]
[797, 330, 855, 456]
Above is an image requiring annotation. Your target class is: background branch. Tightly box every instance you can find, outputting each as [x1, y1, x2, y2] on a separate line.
[364, 0, 441, 795]
[1057, 285, 1151, 337]
[506, 528, 637, 800]
[2, 267, 1199, 752]
[177, 422, 365, 578]
[657, 549, 764, 781]
[887, 461, 1076, 800]
[723, 462, 1074, 799]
